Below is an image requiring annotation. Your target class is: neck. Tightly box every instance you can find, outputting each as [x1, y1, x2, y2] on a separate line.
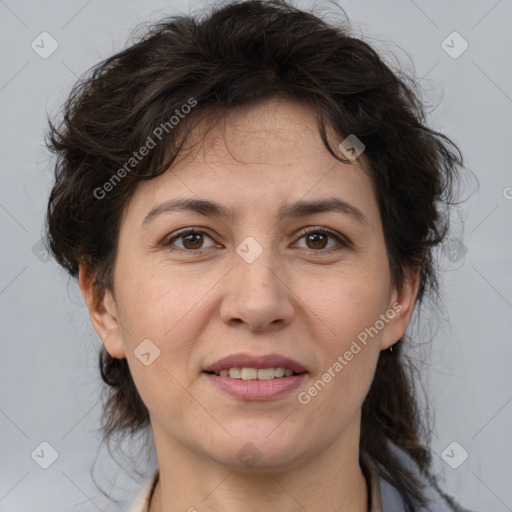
[148, 418, 368, 512]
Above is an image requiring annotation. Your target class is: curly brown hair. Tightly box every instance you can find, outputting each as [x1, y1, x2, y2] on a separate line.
[44, 0, 468, 509]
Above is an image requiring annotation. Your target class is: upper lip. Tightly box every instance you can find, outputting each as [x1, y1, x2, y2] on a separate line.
[203, 352, 308, 373]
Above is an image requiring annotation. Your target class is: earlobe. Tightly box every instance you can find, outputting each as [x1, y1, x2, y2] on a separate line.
[78, 265, 126, 359]
[380, 268, 421, 351]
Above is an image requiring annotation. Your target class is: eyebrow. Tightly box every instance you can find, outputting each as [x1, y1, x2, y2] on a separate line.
[142, 197, 369, 227]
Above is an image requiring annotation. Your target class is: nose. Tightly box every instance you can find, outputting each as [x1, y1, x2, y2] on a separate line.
[219, 247, 295, 333]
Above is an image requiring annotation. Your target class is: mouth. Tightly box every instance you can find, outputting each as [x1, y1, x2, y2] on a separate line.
[203, 367, 306, 380]
[203, 352, 308, 375]
[202, 369, 308, 400]
[201, 352, 309, 400]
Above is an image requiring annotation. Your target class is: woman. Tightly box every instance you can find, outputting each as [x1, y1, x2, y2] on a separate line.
[44, 0, 472, 510]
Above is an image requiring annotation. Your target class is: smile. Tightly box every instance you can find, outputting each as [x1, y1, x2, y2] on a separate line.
[208, 367, 301, 380]
[203, 370, 308, 400]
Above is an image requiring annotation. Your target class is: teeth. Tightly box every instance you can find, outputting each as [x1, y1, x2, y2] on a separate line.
[274, 367, 285, 378]
[241, 368, 258, 380]
[228, 368, 242, 378]
[257, 368, 275, 380]
[214, 367, 299, 380]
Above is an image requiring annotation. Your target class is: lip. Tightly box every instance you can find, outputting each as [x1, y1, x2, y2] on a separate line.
[203, 352, 309, 374]
[203, 372, 308, 401]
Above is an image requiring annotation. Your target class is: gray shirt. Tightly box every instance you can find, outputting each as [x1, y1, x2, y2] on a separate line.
[361, 442, 458, 511]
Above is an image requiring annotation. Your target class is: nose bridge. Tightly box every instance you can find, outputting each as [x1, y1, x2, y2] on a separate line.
[235, 229, 286, 285]
[234, 233, 283, 298]
[220, 233, 295, 330]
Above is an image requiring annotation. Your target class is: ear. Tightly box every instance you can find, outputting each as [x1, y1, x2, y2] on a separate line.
[380, 267, 421, 351]
[78, 264, 126, 359]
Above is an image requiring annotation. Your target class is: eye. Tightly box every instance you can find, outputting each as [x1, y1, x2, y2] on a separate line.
[164, 229, 217, 251]
[294, 227, 349, 252]
[163, 226, 349, 253]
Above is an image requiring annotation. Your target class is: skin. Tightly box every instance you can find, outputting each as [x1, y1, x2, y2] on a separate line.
[80, 98, 419, 512]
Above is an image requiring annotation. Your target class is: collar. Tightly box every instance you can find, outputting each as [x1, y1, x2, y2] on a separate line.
[360, 449, 383, 511]
[129, 453, 384, 512]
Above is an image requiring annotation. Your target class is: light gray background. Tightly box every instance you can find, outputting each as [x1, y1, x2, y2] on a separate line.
[1, 0, 511, 510]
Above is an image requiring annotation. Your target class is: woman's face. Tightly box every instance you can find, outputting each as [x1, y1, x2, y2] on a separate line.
[83, 98, 417, 471]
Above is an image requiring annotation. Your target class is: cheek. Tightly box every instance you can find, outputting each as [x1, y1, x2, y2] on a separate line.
[115, 257, 215, 341]
[303, 272, 388, 405]
[113, 264, 220, 402]
[312, 270, 390, 342]
[295, 338, 379, 451]
[305, 295, 383, 426]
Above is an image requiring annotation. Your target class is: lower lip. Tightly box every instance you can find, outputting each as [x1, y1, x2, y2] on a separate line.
[203, 372, 308, 400]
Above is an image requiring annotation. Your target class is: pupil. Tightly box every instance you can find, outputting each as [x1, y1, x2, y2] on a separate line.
[308, 233, 326, 249]
[185, 233, 202, 248]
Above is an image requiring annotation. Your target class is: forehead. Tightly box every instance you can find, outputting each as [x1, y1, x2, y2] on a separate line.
[183, 98, 353, 167]
[122, 98, 378, 226]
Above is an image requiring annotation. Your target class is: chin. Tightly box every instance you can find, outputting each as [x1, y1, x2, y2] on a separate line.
[208, 436, 310, 473]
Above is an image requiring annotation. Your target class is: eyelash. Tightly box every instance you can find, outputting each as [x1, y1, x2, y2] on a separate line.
[163, 226, 350, 254]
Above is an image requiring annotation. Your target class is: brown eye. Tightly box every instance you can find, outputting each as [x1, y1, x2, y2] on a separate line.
[181, 232, 205, 250]
[165, 230, 216, 251]
[164, 227, 349, 254]
[305, 232, 329, 250]
[295, 227, 348, 252]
